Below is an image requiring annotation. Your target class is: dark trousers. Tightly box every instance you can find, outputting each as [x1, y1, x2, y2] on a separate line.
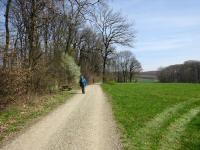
[81, 86, 85, 94]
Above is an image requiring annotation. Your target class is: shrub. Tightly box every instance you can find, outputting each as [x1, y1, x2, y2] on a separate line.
[0, 68, 31, 106]
[48, 53, 80, 88]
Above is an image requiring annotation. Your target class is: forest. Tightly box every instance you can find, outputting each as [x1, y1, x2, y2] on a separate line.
[0, 0, 141, 107]
[158, 60, 200, 83]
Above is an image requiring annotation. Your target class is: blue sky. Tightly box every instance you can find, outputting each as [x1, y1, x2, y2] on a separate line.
[109, 0, 200, 71]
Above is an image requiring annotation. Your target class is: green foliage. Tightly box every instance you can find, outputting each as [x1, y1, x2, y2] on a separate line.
[61, 53, 81, 84]
[102, 83, 200, 150]
[48, 53, 80, 88]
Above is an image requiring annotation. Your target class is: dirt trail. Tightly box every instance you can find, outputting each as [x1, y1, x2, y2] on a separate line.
[1, 84, 121, 150]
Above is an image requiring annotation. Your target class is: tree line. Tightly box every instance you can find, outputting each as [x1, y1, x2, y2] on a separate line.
[106, 50, 142, 82]
[0, 0, 140, 106]
[158, 60, 200, 83]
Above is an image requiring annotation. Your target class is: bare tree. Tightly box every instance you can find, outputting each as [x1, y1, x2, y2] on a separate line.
[106, 50, 142, 83]
[92, 6, 135, 82]
[129, 56, 142, 82]
[116, 51, 142, 82]
[62, 0, 102, 54]
[75, 27, 103, 81]
[118, 51, 132, 82]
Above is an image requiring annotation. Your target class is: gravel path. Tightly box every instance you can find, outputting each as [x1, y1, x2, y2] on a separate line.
[1, 84, 122, 150]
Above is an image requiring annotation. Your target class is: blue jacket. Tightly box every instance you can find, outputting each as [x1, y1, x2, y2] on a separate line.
[80, 77, 87, 87]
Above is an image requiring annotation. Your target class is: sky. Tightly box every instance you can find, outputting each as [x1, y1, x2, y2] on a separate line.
[109, 0, 200, 71]
[0, 1, 199, 71]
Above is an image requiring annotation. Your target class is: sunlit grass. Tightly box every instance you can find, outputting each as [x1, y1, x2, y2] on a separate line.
[102, 83, 200, 150]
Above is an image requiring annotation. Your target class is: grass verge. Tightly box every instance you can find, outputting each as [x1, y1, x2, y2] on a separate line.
[0, 91, 72, 144]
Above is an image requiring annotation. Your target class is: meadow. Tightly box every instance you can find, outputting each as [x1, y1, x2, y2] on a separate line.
[102, 83, 200, 150]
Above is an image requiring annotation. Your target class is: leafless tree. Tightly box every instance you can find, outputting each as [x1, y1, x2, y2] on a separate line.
[129, 56, 142, 82]
[92, 6, 135, 82]
[118, 51, 132, 82]
[106, 50, 142, 82]
[74, 27, 103, 81]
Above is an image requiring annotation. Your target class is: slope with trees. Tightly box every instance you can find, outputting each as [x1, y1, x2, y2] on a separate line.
[158, 60, 200, 83]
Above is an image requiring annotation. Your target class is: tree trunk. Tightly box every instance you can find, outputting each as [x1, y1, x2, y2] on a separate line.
[44, 19, 49, 60]
[3, 0, 12, 69]
[129, 73, 132, 82]
[29, 0, 38, 69]
[65, 26, 73, 54]
[102, 57, 106, 82]
[122, 71, 126, 82]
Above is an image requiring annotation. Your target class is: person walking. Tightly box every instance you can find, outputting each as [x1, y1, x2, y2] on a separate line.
[79, 75, 87, 94]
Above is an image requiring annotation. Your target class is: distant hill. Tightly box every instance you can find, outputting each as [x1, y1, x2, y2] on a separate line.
[137, 71, 159, 80]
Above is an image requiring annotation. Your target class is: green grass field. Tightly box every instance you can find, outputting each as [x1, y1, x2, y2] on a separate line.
[102, 83, 200, 150]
